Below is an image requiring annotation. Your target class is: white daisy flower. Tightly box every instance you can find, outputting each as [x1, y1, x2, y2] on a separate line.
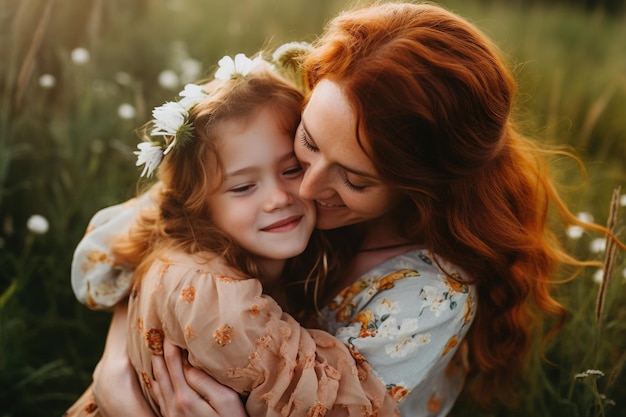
[134, 142, 163, 177]
[215, 53, 263, 80]
[178, 84, 207, 110]
[151, 101, 188, 137]
[27, 214, 49, 235]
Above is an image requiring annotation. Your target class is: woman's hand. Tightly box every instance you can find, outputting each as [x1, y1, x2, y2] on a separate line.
[93, 302, 157, 417]
[152, 339, 248, 417]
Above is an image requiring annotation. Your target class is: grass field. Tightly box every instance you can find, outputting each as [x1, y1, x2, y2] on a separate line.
[1, 0, 625, 416]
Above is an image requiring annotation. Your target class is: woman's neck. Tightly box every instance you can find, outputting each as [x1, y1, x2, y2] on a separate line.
[336, 214, 421, 291]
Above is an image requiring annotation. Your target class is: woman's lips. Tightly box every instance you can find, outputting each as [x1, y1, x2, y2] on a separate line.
[260, 215, 302, 232]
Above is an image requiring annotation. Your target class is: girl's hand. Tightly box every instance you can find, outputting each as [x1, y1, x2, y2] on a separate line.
[152, 339, 248, 417]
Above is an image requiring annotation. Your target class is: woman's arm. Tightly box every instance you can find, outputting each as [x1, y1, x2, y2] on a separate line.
[93, 302, 245, 417]
[92, 301, 156, 417]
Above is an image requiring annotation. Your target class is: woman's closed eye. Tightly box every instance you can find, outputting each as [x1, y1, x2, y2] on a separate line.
[343, 175, 368, 192]
[299, 128, 318, 152]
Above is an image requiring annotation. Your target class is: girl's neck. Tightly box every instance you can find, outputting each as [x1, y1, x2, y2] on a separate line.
[256, 258, 286, 286]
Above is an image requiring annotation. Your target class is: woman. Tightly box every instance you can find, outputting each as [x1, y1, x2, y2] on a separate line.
[72, 2, 623, 416]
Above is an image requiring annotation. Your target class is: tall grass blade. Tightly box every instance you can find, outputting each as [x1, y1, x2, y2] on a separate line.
[594, 186, 621, 324]
[14, 0, 55, 110]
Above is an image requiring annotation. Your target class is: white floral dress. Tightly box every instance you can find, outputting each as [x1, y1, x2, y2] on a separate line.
[322, 250, 477, 416]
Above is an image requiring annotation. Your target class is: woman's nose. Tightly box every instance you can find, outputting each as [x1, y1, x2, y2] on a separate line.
[299, 159, 333, 201]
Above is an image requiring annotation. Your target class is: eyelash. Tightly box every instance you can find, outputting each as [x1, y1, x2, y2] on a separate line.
[300, 127, 368, 192]
[299, 129, 318, 152]
[343, 177, 367, 192]
[230, 184, 254, 193]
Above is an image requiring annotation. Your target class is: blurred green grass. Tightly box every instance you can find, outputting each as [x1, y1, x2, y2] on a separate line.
[0, 0, 624, 416]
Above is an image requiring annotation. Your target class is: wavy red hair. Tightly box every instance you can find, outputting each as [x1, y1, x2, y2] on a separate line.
[302, 1, 622, 406]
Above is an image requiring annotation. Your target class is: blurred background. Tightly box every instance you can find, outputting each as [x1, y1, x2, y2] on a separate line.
[1, 0, 625, 416]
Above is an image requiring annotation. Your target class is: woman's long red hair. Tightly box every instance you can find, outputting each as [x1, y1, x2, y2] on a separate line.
[303, 2, 621, 406]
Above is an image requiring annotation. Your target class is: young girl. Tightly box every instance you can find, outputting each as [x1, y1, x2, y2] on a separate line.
[66, 53, 404, 416]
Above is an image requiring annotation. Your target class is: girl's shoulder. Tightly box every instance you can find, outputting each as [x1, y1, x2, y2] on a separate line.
[149, 250, 250, 282]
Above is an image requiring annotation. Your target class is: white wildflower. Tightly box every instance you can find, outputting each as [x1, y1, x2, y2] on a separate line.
[577, 212, 594, 223]
[38, 74, 56, 88]
[134, 142, 163, 177]
[566, 212, 595, 239]
[620, 194, 626, 207]
[589, 238, 606, 253]
[117, 103, 136, 120]
[151, 101, 187, 138]
[593, 269, 604, 284]
[27, 214, 49, 235]
[566, 225, 584, 239]
[215, 53, 263, 80]
[158, 70, 180, 89]
[585, 369, 605, 377]
[71, 47, 90, 64]
[178, 84, 207, 110]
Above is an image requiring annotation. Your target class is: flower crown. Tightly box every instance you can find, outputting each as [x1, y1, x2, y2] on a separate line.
[134, 44, 311, 178]
[134, 53, 264, 177]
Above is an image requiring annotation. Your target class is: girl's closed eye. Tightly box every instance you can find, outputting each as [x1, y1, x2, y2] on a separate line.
[229, 183, 256, 194]
[283, 163, 303, 178]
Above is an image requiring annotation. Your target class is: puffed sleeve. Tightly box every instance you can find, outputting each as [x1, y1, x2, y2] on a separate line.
[71, 188, 157, 309]
[147, 259, 399, 417]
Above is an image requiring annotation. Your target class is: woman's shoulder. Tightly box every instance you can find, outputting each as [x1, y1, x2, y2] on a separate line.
[366, 249, 473, 286]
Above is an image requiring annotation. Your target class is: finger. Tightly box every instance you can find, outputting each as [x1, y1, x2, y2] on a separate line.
[151, 348, 175, 409]
[162, 340, 192, 397]
[183, 366, 247, 417]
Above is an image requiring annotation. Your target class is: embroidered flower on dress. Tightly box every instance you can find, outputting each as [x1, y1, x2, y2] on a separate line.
[180, 286, 196, 303]
[214, 324, 234, 346]
[145, 328, 165, 355]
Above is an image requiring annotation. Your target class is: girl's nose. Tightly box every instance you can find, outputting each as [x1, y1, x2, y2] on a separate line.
[264, 182, 293, 211]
